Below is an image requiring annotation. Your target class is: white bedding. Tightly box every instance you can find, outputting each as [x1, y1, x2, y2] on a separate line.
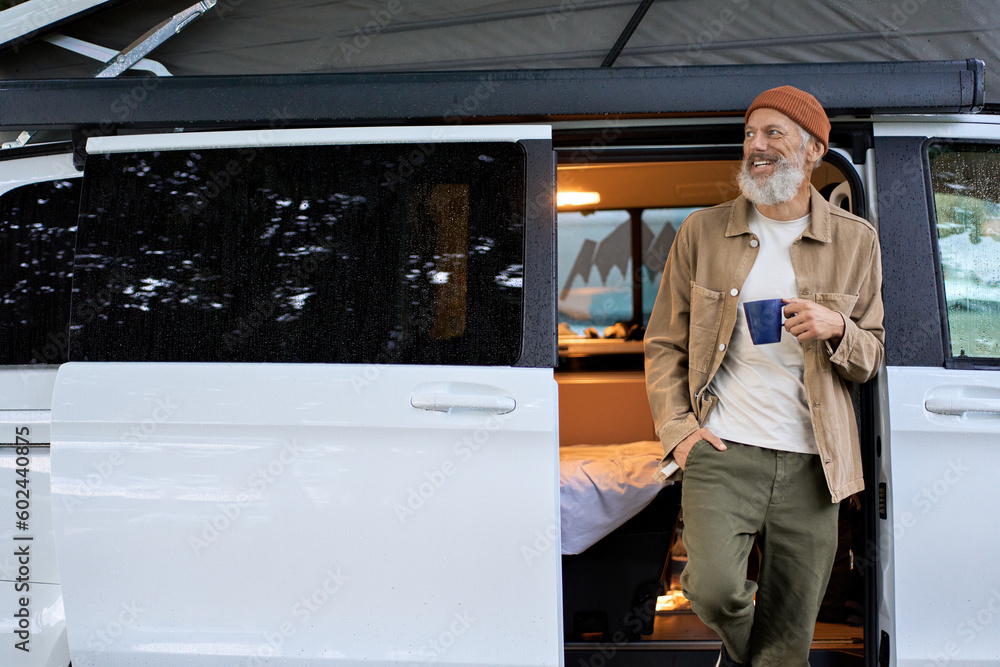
[559, 440, 671, 555]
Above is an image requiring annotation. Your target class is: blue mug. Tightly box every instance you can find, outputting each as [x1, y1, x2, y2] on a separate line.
[743, 298, 785, 345]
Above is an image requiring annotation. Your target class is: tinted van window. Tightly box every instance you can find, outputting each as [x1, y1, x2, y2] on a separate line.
[928, 142, 1000, 360]
[73, 142, 526, 364]
[0, 178, 80, 364]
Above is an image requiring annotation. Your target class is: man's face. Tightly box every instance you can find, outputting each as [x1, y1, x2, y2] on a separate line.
[743, 108, 808, 176]
[737, 108, 813, 206]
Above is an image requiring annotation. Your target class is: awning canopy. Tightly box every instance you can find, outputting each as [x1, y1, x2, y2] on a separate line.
[0, 0, 996, 103]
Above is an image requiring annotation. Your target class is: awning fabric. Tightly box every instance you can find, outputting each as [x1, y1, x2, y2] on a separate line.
[1, 0, 998, 101]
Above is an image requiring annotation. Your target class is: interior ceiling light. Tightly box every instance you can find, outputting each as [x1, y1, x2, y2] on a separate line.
[557, 191, 601, 208]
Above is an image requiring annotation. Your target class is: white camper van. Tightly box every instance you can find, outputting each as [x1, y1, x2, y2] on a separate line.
[0, 58, 998, 667]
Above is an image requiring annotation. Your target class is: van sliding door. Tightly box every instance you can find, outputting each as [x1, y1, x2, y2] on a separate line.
[874, 119, 1000, 667]
[50, 127, 559, 667]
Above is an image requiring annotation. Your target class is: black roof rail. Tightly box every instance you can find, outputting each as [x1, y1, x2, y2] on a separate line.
[0, 59, 984, 132]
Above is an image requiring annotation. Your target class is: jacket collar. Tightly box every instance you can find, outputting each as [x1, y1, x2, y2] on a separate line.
[725, 185, 832, 243]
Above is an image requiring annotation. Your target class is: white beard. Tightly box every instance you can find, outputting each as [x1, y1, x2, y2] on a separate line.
[736, 151, 808, 206]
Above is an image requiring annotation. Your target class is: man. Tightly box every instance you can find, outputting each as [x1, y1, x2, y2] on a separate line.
[644, 86, 884, 666]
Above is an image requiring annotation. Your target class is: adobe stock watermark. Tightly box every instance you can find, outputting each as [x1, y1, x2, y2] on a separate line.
[685, 0, 752, 59]
[876, 157, 923, 217]
[337, 0, 406, 63]
[177, 106, 293, 223]
[10, 587, 67, 656]
[574, 601, 661, 667]
[879, 0, 934, 42]
[59, 74, 168, 140]
[7, 0, 93, 54]
[854, 457, 971, 576]
[521, 521, 559, 566]
[350, 363, 390, 395]
[414, 610, 476, 663]
[214, 0, 244, 20]
[216, 223, 340, 354]
[244, 566, 349, 666]
[60, 395, 180, 512]
[565, 119, 625, 166]
[188, 439, 304, 555]
[442, 73, 502, 123]
[107, 76, 162, 127]
[393, 412, 511, 523]
[383, 138, 446, 192]
[66, 601, 144, 667]
[378, 74, 503, 192]
[921, 585, 1000, 667]
[546, 0, 587, 31]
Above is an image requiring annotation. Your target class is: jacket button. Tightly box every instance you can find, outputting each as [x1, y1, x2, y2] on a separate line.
[750, 239, 759, 248]
[719, 343, 726, 352]
[801, 289, 811, 296]
[730, 288, 739, 296]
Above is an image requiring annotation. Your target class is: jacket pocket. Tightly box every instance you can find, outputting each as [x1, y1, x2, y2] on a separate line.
[816, 292, 859, 315]
[815, 292, 859, 368]
[689, 281, 724, 374]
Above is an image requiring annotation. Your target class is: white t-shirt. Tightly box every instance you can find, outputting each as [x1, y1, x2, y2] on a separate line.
[703, 205, 819, 455]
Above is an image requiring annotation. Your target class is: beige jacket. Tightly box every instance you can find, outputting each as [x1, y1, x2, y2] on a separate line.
[644, 187, 885, 503]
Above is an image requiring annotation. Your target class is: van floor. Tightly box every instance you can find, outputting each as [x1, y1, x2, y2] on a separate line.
[647, 611, 864, 653]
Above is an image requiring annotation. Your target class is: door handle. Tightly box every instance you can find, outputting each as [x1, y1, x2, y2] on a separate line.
[925, 397, 1000, 416]
[410, 392, 516, 414]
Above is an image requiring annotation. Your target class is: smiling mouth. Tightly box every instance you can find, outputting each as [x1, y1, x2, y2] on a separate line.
[749, 153, 780, 168]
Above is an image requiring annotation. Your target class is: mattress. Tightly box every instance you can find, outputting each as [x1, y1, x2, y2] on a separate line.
[559, 440, 671, 555]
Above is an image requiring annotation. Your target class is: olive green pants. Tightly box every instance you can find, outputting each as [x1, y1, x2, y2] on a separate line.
[680, 440, 840, 666]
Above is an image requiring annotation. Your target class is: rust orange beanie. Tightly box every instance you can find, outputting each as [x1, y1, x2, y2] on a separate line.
[745, 86, 831, 153]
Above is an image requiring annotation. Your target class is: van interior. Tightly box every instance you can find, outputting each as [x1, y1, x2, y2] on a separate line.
[554, 154, 867, 665]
